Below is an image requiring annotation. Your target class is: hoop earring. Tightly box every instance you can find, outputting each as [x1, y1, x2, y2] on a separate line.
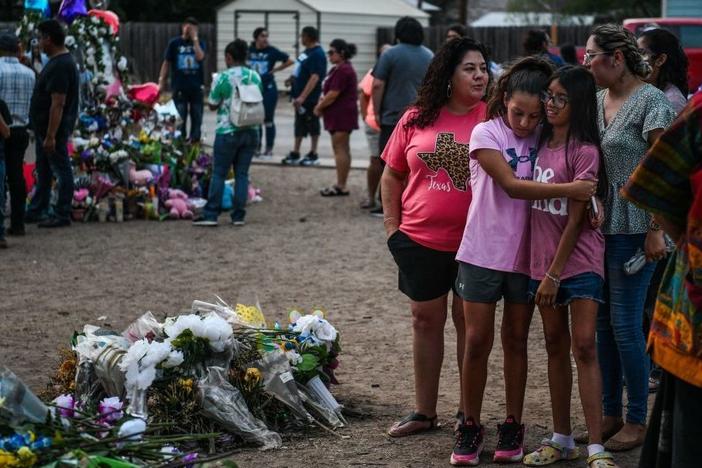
[447, 82, 452, 98]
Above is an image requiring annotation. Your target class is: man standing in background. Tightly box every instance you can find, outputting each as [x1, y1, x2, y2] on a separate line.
[0, 32, 35, 236]
[370, 16, 433, 217]
[159, 17, 207, 143]
[281, 26, 326, 167]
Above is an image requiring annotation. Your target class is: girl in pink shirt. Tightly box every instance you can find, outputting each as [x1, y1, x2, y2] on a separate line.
[523, 67, 618, 468]
[452, 58, 597, 466]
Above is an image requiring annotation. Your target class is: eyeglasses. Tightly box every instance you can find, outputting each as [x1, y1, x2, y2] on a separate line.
[540, 91, 569, 109]
[582, 51, 611, 64]
[327, 49, 337, 56]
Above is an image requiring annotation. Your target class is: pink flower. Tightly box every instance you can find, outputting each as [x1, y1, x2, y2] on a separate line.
[54, 394, 75, 418]
[98, 396, 124, 424]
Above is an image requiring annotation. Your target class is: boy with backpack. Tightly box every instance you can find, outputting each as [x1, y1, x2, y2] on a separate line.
[193, 39, 263, 227]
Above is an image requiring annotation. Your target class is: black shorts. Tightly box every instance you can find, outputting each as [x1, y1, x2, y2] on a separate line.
[294, 106, 321, 138]
[387, 230, 459, 302]
[455, 262, 530, 304]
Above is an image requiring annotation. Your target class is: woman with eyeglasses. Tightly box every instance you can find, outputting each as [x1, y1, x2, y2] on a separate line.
[313, 39, 358, 196]
[637, 28, 689, 115]
[580, 23, 676, 452]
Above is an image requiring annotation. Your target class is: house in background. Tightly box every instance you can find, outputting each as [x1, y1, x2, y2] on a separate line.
[215, 0, 429, 88]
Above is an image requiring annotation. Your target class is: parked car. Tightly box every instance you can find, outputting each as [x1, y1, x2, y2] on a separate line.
[624, 17, 702, 94]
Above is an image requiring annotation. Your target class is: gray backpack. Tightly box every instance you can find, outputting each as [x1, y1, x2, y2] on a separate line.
[229, 70, 264, 127]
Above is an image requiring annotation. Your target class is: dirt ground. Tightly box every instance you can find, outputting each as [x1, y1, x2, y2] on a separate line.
[0, 164, 644, 467]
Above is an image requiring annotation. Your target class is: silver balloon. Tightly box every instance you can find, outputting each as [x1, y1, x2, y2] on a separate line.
[89, 0, 109, 9]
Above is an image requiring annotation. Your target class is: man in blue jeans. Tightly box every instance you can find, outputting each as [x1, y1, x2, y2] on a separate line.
[159, 17, 207, 143]
[25, 20, 79, 228]
[192, 39, 262, 227]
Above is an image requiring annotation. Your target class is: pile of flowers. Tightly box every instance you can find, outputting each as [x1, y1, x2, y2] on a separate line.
[1, 298, 344, 466]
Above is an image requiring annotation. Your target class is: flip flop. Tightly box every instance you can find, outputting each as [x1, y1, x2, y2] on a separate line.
[387, 412, 438, 438]
[320, 186, 350, 197]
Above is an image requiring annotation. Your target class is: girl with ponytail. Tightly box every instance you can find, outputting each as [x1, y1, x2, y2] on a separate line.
[580, 23, 676, 453]
[451, 57, 597, 466]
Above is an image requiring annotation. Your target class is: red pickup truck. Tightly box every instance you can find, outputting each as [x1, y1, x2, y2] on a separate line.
[624, 18, 702, 94]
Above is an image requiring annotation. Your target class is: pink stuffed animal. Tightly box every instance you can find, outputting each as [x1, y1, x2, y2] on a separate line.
[128, 161, 153, 186]
[165, 189, 193, 219]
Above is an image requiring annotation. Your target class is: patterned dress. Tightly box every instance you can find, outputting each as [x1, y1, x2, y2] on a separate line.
[597, 84, 676, 235]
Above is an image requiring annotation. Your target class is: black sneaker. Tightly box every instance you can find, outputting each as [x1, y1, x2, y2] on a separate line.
[192, 216, 218, 227]
[493, 415, 525, 463]
[281, 151, 300, 165]
[7, 225, 25, 236]
[369, 206, 384, 218]
[451, 418, 484, 466]
[38, 217, 70, 228]
[299, 152, 320, 166]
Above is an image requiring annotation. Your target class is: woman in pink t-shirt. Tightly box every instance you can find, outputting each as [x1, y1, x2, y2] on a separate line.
[451, 58, 597, 466]
[380, 37, 489, 439]
[522, 67, 619, 468]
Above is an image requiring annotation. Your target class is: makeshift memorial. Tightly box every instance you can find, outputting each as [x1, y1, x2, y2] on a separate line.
[2, 297, 346, 464]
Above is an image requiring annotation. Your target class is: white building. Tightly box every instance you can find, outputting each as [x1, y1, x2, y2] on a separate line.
[215, 0, 430, 87]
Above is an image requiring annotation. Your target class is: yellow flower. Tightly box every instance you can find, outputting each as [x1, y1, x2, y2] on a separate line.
[244, 367, 262, 386]
[178, 378, 194, 392]
[0, 450, 20, 467]
[16, 447, 37, 467]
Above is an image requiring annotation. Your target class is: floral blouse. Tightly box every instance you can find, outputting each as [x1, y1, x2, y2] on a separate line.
[597, 83, 676, 235]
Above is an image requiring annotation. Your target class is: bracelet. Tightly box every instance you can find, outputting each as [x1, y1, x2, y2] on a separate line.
[545, 272, 561, 287]
[383, 217, 397, 225]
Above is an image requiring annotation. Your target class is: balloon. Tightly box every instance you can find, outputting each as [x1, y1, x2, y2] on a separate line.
[57, 0, 88, 24]
[128, 83, 160, 106]
[89, 0, 109, 8]
[24, 0, 50, 15]
[88, 10, 120, 35]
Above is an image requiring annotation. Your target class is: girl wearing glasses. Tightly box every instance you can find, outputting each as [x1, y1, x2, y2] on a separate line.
[637, 28, 689, 115]
[451, 57, 596, 466]
[522, 66, 617, 468]
[581, 24, 675, 452]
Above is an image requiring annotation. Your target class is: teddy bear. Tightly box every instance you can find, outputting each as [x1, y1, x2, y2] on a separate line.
[128, 160, 153, 186]
[164, 188, 193, 219]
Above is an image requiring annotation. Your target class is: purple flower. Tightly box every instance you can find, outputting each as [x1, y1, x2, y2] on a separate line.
[98, 396, 124, 424]
[53, 394, 75, 418]
[183, 452, 198, 466]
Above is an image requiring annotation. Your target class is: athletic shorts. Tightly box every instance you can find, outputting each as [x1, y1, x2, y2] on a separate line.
[387, 230, 459, 302]
[455, 262, 530, 304]
[294, 106, 321, 138]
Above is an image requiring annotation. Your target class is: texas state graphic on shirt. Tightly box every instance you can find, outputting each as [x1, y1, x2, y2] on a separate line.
[417, 132, 470, 191]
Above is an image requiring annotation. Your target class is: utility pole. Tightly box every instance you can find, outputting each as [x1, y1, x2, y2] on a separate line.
[459, 0, 468, 24]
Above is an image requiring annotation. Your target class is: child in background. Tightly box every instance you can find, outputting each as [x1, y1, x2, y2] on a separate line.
[451, 57, 597, 466]
[522, 66, 618, 468]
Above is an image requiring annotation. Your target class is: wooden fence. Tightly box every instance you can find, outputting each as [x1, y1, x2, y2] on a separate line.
[377, 25, 593, 64]
[0, 21, 217, 87]
[119, 22, 217, 87]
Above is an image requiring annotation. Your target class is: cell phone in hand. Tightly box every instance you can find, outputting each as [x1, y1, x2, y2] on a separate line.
[590, 196, 599, 217]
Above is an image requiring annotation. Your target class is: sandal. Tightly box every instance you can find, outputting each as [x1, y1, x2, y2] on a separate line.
[320, 185, 350, 197]
[387, 412, 438, 438]
[587, 451, 619, 468]
[523, 439, 579, 466]
[360, 198, 377, 209]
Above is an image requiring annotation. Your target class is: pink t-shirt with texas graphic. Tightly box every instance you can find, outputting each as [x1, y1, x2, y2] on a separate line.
[382, 104, 486, 252]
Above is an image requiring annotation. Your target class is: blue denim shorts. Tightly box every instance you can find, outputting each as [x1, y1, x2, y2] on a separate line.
[528, 272, 604, 306]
